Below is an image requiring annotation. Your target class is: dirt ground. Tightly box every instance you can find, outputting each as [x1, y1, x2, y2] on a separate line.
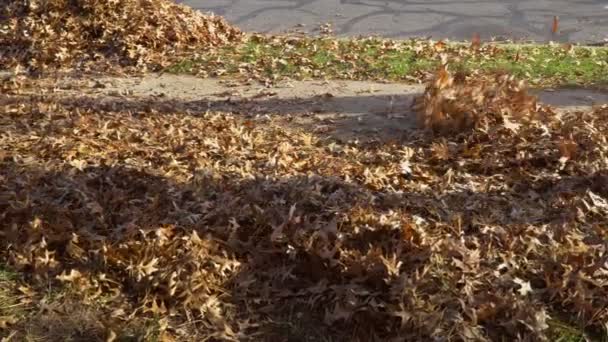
[11, 72, 608, 142]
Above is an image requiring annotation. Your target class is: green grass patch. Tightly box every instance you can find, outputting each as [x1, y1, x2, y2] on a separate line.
[546, 317, 608, 342]
[547, 320, 588, 342]
[168, 35, 608, 87]
[0, 263, 164, 341]
[0, 264, 16, 282]
[0, 263, 24, 334]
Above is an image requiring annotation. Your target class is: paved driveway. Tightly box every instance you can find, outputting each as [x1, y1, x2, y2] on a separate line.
[178, 0, 608, 43]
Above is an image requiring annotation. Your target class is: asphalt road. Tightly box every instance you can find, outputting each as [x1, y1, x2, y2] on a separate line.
[177, 0, 608, 44]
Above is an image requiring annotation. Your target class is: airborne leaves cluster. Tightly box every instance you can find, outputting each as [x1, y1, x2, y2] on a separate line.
[0, 0, 242, 71]
[414, 65, 538, 134]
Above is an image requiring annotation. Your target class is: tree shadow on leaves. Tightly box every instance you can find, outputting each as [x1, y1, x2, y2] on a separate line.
[1, 157, 380, 341]
[4, 153, 608, 341]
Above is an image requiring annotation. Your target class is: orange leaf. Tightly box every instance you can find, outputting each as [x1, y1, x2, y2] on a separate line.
[552, 16, 559, 34]
[434, 40, 446, 52]
[434, 65, 453, 89]
[471, 32, 481, 50]
[558, 138, 578, 160]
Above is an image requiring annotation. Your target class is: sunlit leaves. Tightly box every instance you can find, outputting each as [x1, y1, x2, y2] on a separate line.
[0, 0, 243, 72]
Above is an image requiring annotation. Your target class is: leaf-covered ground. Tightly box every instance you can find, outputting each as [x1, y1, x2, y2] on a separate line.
[1, 66, 608, 341]
[168, 35, 608, 88]
[2, 1, 608, 341]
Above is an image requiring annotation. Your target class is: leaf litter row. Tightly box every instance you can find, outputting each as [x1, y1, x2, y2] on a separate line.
[169, 33, 608, 87]
[2, 65, 608, 340]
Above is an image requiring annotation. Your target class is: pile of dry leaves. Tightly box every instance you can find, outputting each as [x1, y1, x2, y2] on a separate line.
[1, 68, 608, 341]
[0, 0, 242, 72]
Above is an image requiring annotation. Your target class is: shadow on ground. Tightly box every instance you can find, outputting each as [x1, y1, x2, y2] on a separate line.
[2, 123, 608, 340]
[13, 91, 421, 143]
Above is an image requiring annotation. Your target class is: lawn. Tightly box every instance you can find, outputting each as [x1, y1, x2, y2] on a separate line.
[168, 34, 608, 87]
